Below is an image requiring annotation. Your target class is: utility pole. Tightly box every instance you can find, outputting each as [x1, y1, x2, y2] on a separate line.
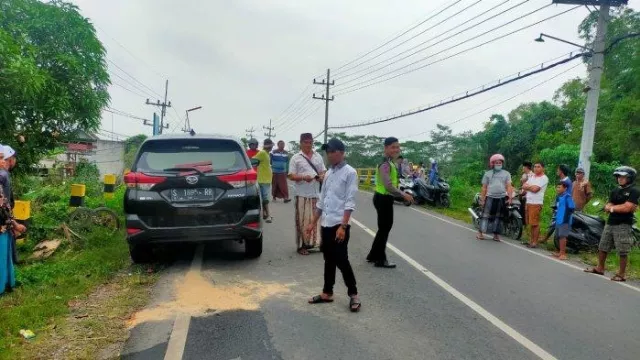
[263, 119, 275, 139]
[143, 113, 163, 135]
[552, 0, 627, 179]
[245, 127, 256, 139]
[145, 80, 171, 134]
[579, 2, 609, 180]
[313, 69, 335, 144]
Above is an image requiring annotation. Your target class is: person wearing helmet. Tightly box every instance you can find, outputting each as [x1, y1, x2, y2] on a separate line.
[477, 154, 514, 241]
[584, 166, 639, 282]
[246, 138, 259, 159]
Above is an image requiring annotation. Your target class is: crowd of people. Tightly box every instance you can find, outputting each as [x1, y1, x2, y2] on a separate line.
[1, 144, 26, 296]
[476, 153, 638, 282]
[248, 134, 415, 312]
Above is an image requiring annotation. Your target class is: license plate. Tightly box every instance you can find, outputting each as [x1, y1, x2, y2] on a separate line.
[170, 188, 215, 202]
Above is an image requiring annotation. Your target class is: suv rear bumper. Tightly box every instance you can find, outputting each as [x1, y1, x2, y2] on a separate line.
[125, 210, 262, 245]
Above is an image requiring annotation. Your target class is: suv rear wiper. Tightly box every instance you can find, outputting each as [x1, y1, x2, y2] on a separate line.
[162, 167, 206, 176]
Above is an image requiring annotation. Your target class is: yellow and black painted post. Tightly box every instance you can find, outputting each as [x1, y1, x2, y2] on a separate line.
[13, 200, 30, 245]
[69, 184, 86, 207]
[103, 174, 116, 199]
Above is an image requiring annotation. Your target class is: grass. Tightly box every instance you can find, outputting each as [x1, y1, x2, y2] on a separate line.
[358, 182, 640, 280]
[0, 228, 159, 359]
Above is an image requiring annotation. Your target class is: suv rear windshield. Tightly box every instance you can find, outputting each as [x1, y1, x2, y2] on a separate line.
[134, 139, 249, 174]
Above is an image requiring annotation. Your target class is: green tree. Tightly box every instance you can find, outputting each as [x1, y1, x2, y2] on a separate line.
[0, 0, 110, 171]
[123, 134, 147, 169]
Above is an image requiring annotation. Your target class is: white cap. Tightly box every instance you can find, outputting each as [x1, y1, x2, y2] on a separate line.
[2, 145, 16, 159]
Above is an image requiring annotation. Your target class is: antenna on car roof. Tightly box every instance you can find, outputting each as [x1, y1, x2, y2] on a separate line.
[189, 129, 196, 136]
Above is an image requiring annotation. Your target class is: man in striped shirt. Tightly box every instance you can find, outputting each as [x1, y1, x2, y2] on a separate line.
[271, 140, 290, 203]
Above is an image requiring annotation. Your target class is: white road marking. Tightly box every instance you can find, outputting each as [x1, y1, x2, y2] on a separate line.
[350, 218, 558, 360]
[164, 245, 204, 360]
[358, 189, 640, 293]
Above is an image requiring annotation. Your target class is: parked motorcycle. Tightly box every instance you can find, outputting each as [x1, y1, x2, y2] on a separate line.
[411, 177, 451, 208]
[393, 177, 415, 206]
[545, 201, 640, 252]
[468, 193, 523, 240]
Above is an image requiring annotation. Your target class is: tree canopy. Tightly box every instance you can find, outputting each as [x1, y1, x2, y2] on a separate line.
[0, 0, 110, 170]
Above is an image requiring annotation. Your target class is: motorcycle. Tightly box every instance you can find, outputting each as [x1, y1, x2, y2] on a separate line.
[393, 177, 415, 207]
[545, 201, 640, 253]
[468, 193, 523, 240]
[411, 177, 451, 208]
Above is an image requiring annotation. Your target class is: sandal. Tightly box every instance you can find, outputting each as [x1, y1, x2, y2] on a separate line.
[492, 236, 500, 242]
[349, 296, 361, 312]
[611, 274, 626, 282]
[297, 248, 309, 256]
[476, 234, 484, 240]
[309, 294, 334, 304]
[583, 268, 605, 276]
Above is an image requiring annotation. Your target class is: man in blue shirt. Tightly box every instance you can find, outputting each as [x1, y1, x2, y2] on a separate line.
[554, 181, 575, 260]
[306, 138, 360, 312]
[270, 140, 290, 203]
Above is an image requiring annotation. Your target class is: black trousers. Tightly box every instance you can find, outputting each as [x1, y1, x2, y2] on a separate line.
[321, 225, 357, 296]
[368, 193, 394, 262]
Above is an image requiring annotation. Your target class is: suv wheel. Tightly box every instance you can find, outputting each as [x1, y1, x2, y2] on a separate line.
[245, 236, 263, 258]
[129, 244, 154, 263]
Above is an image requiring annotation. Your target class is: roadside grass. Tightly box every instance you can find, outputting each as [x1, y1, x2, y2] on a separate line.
[358, 183, 640, 280]
[0, 185, 159, 359]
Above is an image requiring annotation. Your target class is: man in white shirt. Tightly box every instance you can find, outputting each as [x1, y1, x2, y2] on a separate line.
[523, 162, 549, 248]
[288, 133, 326, 255]
[306, 139, 360, 312]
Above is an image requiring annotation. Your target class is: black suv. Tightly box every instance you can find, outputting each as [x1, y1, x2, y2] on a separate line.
[124, 134, 262, 262]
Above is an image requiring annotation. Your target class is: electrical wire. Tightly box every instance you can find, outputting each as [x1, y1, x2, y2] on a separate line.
[332, 0, 465, 73]
[107, 58, 164, 99]
[334, 0, 521, 82]
[280, 103, 324, 133]
[276, 97, 318, 130]
[403, 62, 584, 139]
[329, 51, 586, 129]
[273, 84, 314, 127]
[333, 5, 580, 96]
[94, 23, 166, 80]
[333, 0, 484, 79]
[104, 107, 149, 122]
[111, 81, 149, 99]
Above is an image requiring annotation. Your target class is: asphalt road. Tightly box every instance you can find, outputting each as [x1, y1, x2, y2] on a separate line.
[121, 191, 640, 360]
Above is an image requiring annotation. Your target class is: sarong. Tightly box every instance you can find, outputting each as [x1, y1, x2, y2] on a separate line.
[295, 196, 319, 249]
[272, 173, 289, 199]
[0, 232, 16, 295]
[480, 196, 508, 235]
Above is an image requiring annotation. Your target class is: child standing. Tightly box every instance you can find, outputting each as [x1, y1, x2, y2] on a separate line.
[554, 181, 576, 260]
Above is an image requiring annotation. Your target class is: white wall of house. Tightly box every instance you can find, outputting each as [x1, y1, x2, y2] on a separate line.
[86, 139, 125, 177]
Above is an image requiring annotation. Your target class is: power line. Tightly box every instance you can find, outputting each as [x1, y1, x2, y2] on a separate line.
[106, 58, 164, 99]
[332, 0, 465, 73]
[111, 81, 148, 99]
[333, 5, 580, 96]
[94, 23, 166, 80]
[334, 0, 519, 82]
[104, 107, 149, 122]
[280, 102, 324, 133]
[333, 0, 480, 78]
[404, 62, 584, 140]
[272, 84, 314, 128]
[329, 51, 586, 130]
[276, 97, 318, 130]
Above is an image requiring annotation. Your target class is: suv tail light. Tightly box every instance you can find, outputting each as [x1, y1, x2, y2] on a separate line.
[218, 170, 257, 188]
[124, 172, 167, 191]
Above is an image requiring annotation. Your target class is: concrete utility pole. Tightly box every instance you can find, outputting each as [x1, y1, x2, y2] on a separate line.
[313, 69, 335, 144]
[553, 0, 629, 179]
[143, 113, 161, 135]
[145, 80, 171, 134]
[579, 2, 609, 180]
[263, 119, 276, 139]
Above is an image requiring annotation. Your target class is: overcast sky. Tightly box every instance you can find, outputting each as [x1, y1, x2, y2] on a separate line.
[72, 0, 638, 144]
